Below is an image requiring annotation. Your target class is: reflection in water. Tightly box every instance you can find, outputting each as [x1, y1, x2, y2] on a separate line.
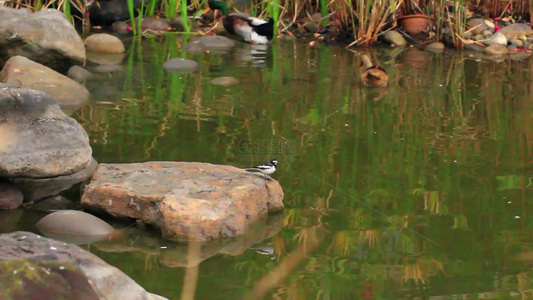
[233, 43, 272, 67]
[93, 213, 283, 268]
[63, 37, 533, 298]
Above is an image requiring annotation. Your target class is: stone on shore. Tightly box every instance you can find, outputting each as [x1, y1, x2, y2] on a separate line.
[0, 86, 92, 178]
[466, 18, 494, 35]
[0, 7, 85, 71]
[0, 56, 90, 112]
[384, 30, 407, 46]
[81, 161, 284, 242]
[0, 232, 166, 300]
[498, 23, 533, 40]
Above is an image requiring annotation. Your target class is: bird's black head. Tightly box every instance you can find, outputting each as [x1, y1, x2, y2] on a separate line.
[270, 159, 278, 166]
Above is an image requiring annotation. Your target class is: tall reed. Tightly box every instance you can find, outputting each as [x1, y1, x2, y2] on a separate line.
[127, 0, 138, 35]
[347, 0, 404, 47]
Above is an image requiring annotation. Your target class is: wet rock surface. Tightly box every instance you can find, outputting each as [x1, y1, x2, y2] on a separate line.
[0, 56, 90, 111]
[0, 86, 92, 178]
[0, 179, 23, 210]
[0, 6, 85, 71]
[81, 161, 284, 242]
[36, 210, 114, 245]
[0, 259, 100, 300]
[0, 232, 167, 300]
[11, 158, 98, 202]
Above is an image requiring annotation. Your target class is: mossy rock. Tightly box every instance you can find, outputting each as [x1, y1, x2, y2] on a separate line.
[0, 259, 99, 300]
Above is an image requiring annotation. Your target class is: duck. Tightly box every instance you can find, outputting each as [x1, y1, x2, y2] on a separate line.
[359, 54, 389, 87]
[205, 0, 274, 44]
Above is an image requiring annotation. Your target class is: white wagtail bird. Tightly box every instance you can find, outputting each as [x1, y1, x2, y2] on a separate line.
[245, 159, 278, 180]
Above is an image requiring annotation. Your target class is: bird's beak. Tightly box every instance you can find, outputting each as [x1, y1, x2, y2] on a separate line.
[202, 7, 211, 14]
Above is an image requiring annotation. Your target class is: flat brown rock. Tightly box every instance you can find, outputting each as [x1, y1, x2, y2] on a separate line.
[81, 161, 284, 242]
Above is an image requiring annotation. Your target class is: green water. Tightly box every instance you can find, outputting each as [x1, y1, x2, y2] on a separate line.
[10, 36, 533, 299]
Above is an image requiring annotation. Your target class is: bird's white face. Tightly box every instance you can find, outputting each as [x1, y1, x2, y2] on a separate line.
[271, 159, 278, 166]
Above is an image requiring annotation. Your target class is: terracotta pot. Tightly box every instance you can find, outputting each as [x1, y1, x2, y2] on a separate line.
[397, 14, 433, 35]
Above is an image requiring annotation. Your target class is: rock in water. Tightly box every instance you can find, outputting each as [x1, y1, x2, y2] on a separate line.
[0, 7, 85, 72]
[0, 56, 90, 113]
[163, 58, 199, 73]
[0, 179, 23, 210]
[12, 158, 98, 202]
[36, 210, 114, 245]
[0, 232, 167, 300]
[84, 34, 125, 53]
[0, 259, 100, 300]
[426, 42, 445, 53]
[67, 65, 95, 83]
[0, 86, 92, 178]
[184, 36, 236, 54]
[81, 162, 284, 242]
[210, 76, 239, 86]
[484, 44, 508, 55]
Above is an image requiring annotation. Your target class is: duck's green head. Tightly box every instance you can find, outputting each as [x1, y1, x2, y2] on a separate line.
[207, 0, 228, 16]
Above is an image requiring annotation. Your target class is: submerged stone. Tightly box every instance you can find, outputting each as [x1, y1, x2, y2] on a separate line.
[81, 161, 284, 242]
[484, 44, 508, 55]
[67, 65, 94, 83]
[36, 210, 114, 245]
[210, 76, 239, 86]
[184, 36, 236, 54]
[163, 58, 199, 73]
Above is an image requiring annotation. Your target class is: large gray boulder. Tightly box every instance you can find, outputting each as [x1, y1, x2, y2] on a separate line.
[0, 7, 85, 71]
[0, 86, 92, 178]
[0, 231, 166, 300]
[81, 161, 284, 242]
[0, 56, 90, 113]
